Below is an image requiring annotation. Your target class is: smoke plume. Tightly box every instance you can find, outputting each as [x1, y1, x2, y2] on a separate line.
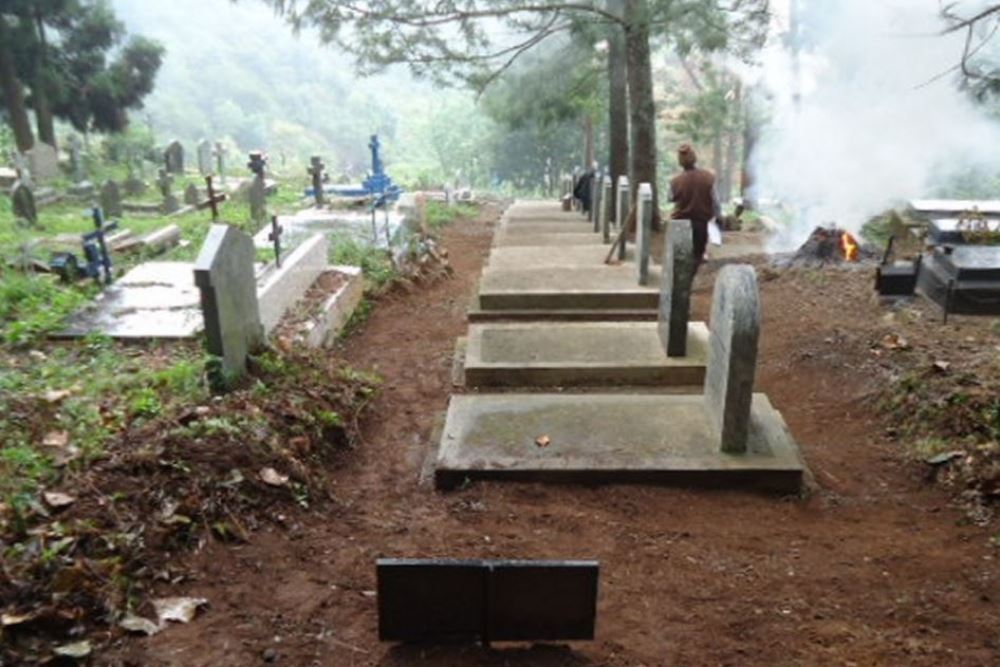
[750, 0, 1000, 249]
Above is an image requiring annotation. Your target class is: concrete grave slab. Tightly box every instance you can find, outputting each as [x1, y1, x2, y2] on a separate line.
[59, 262, 202, 338]
[478, 265, 660, 311]
[258, 234, 329, 334]
[492, 232, 605, 248]
[434, 393, 805, 493]
[377, 559, 598, 644]
[462, 321, 708, 387]
[487, 245, 634, 270]
[500, 221, 598, 236]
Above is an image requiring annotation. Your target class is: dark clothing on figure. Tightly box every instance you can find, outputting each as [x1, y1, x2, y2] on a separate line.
[670, 166, 720, 269]
[573, 170, 594, 214]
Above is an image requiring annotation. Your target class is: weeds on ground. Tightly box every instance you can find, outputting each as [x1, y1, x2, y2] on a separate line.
[425, 201, 478, 229]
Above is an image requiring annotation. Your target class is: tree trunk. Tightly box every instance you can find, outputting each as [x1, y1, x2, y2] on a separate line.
[623, 0, 659, 230]
[741, 88, 760, 210]
[0, 17, 34, 153]
[583, 115, 594, 168]
[607, 0, 628, 222]
[712, 129, 723, 184]
[33, 12, 56, 147]
[723, 81, 741, 204]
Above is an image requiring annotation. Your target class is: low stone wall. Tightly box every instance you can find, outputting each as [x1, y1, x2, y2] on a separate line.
[305, 266, 364, 348]
[258, 233, 328, 334]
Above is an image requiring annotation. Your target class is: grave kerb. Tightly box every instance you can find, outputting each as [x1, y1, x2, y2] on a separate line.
[637, 182, 653, 285]
[257, 233, 329, 333]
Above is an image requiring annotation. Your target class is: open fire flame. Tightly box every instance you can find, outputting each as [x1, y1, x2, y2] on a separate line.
[839, 231, 860, 262]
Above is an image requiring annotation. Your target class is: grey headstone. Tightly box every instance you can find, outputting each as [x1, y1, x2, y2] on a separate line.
[164, 140, 184, 174]
[601, 175, 612, 243]
[658, 219, 694, 357]
[376, 559, 598, 643]
[100, 180, 123, 218]
[616, 175, 630, 260]
[157, 169, 179, 214]
[637, 182, 653, 285]
[194, 225, 264, 383]
[184, 183, 200, 206]
[67, 135, 84, 182]
[11, 180, 37, 226]
[704, 264, 760, 454]
[249, 176, 267, 225]
[26, 143, 58, 182]
[124, 176, 147, 197]
[214, 142, 227, 184]
[592, 170, 602, 233]
[197, 139, 213, 176]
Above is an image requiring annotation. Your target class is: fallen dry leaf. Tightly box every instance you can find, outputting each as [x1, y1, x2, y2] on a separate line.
[42, 431, 69, 448]
[153, 596, 208, 624]
[535, 435, 551, 448]
[1, 611, 37, 627]
[53, 640, 92, 658]
[42, 491, 76, 509]
[882, 333, 910, 350]
[120, 614, 162, 636]
[259, 467, 289, 487]
[44, 389, 72, 404]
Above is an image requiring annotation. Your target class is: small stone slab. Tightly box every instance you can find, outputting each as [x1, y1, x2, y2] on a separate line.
[493, 232, 604, 248]
[659, 220, 694, 358]
[58, 262, 202, 339]
[488, 245, 633, 270]
[478, 266, 660, 311]
[463, 321, 708, 387]
[377, 559, 599, 643]
[500, 221, 597, 236]
[910, 199, 1000, 218]
[435, 393, 805, 493]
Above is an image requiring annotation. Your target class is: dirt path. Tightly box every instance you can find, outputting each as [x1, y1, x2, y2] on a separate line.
[109, 205, 1000, 666]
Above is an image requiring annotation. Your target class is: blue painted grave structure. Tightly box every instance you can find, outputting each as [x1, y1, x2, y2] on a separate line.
[50, 207, 118, 284]
[304, 134, 402, 206]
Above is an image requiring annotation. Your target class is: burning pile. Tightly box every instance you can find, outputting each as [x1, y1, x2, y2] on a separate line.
[791, 226, 871, 266]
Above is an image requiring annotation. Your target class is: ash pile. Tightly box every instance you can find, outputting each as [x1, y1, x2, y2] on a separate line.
[778, 226, 876, 268]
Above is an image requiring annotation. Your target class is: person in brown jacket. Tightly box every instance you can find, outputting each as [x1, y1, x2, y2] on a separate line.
[669, 144, 721, 274]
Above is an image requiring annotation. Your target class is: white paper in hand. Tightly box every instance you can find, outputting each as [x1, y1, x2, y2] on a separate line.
[708, 219, 723, 246]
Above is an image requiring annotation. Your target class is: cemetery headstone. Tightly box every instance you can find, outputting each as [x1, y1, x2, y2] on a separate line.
[308, 156, 326, 206]
[157, 169, 180, 214]
[704, 264, 760, 453]
[213, 142, 228, 184]
[658, 219, 694, 358]
[184, 182, 200, 206]
[11, 179, 38, 226]
[197, 139, 213, 176]
[247, 151, 268, 225]
[164, 140, 185, 174]
[100, 180, 123, 219]
[616, 175, 630, 260]
[82, 207, 118, 285]
[601, 174, 612, 243]
[26, 143, 59, 182]
[637, 182, 653, 285]
[591, 169, 602, 233]
[194, 224, 265, 385]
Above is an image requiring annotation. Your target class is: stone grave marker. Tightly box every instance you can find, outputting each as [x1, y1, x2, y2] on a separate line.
[308, 155, 326, 206]
[658, 219, 694, 358]
[637, 182, 653, 285]
[198, 176, 228, 221]
[197, 139, 213, 176]
[184, 182, 200, 206]
[214, 142, 228, 184]
[26, 143, 59, 182]
[157, 169, 180, 214]
[616, 175, 630, 260]
[164, 140, 184, 174]
[11, 179, 38, 226]
[704, 264, 760, 453]
[601, 174, 612, 243]
[377, 559, 599, 644]
[100, 180, 123, 219]
[67, 134, 84, 182]
[591, 169, 602, 233]
[247, 151, 267, 225]
[194, 225, 264, 383]
[13, 152, 31, 186]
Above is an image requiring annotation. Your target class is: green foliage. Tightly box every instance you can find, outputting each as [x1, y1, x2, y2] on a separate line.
[0, 272, 93, 346]
[330, 236, 398, 291]
[425, 201, 478, 229]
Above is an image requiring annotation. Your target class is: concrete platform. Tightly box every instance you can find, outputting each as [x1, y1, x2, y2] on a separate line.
[493, 232, 605, 248]
[463, 321, 708, 386]
[488, 246, 635, 270]
[500, 222, 598, 236]
[478, 265, 660, 311]
[435, 393, 805, 493]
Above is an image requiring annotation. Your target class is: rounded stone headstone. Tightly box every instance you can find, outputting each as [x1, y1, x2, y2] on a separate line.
[637, 183, 653, 285]
[704, 264, 761, 454]
[100, 180, 123, 218]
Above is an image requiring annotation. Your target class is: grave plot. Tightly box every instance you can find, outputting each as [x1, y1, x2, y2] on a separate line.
[910, 199, 1000, 220]
[474, 264, 660, 312]
[461, 220, 706, 387]
[438, 265, 808, 494]
[916, 245, 1000, 317]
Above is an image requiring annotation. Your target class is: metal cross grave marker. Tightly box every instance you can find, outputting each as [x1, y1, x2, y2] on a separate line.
[269, 215, 284, 268]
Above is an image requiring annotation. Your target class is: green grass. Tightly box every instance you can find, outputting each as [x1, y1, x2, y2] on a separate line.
[425, 200, 479, 229]
[330, 235, 398, 291]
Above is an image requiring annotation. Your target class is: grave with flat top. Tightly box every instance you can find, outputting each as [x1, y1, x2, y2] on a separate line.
[476, 264, 661, 312]
[462, 220, 705, 387]
[487, 244, 633, 270]
[493, 231, 605, 248]
[439, 265, 807, 493]
[917, 245, 1000, 316]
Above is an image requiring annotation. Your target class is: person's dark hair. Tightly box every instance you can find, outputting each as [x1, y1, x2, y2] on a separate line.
[678, 144, 697, 169]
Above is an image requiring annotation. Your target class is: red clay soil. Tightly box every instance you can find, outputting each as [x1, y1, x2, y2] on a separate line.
[107, 204, 1000, 666]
